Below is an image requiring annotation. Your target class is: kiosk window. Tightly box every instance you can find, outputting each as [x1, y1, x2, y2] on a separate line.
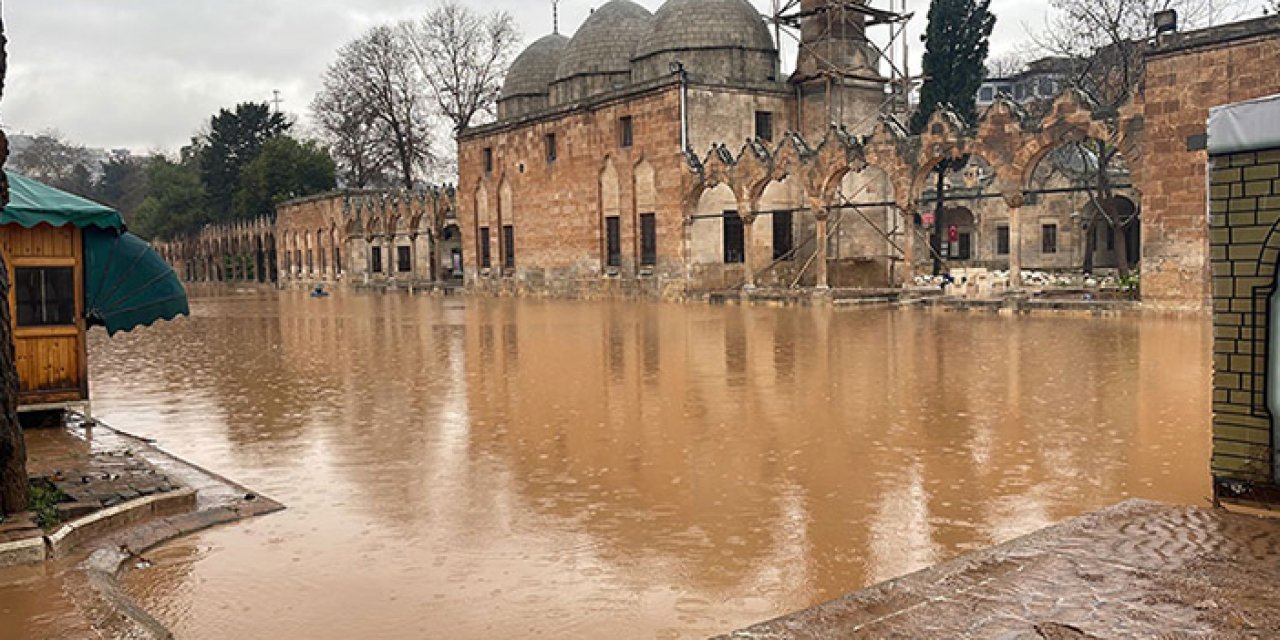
[15, 267, 75, 326]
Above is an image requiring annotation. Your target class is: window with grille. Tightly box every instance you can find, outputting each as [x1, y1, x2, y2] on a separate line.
[755, 111, 774, 143]
[723, 211, 744, 264]
[397, 246, 411, 272]
[14, 267, 75, 327]
[1042, 224, 1058, 254]
[605, 216, 621, 268]
[620, 116, 633, 148]
[772, 211, 794, 260]
[640, 214, 657, 266]
[502, 225, 515, 269]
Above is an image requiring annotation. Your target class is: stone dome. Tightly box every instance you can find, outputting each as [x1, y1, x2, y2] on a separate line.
[501, 33, 570, 100]
[553, 0, 654, 83]
[636, 0, 776, 60]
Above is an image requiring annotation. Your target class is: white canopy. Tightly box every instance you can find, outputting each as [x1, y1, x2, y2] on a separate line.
[1209, 93, 1280, 155]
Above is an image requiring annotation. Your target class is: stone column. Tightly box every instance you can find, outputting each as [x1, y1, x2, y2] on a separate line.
[408, 234, 418, 285]
[1003, 191, 1025, 287]
[739, 198, 759, 290]
[899, 203, 916, 285]
[814, 206, 830, 290]
[385, 234, 396, 283]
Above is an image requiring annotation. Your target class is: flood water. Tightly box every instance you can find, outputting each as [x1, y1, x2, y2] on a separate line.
[1, 288, 1211, 639]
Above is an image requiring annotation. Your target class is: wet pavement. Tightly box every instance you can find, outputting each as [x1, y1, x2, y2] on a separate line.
[717, 499, 1280, 638]
[0, 288, 1214, 638]
[24, 421, 186, 527]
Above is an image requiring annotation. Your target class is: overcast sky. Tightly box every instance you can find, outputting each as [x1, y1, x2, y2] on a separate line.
[2, 0, 1268, 153]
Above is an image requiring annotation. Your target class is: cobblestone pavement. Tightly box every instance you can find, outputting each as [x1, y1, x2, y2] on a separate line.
[0, 417, 283, 639]
[14, 417, 186, 532]
[717, 500, 1280, 639]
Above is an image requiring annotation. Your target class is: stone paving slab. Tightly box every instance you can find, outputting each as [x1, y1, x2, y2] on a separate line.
[716, 499, 1280, 639]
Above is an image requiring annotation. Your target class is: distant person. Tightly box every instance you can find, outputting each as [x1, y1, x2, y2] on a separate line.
[311, 284, 329, 298]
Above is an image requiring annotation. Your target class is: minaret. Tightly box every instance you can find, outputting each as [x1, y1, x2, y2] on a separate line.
[791, 0, 887, 138]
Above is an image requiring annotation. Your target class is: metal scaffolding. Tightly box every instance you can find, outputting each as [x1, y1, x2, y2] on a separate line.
[767, 0, 915, 124]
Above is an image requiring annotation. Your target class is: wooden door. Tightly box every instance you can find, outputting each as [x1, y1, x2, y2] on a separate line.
[0, 224, 88, 406]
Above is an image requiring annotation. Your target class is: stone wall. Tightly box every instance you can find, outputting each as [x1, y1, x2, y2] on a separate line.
[156, 189, 461, 290]
[1209, 145, 1280, 503]
[1142, 16, 1280, 309]
[458, 81, 817, 297]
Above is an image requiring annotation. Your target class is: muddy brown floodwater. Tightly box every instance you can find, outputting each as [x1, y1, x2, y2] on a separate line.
[0, 288, 1211, 639]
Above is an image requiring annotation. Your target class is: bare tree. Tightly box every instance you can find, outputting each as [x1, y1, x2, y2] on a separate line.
[10, 129, 95, 192]
[985, 52, 1030, 78]
[1028, 0, 1244, 279]
[401, 1, 520, 134]
[311, 65, 399, 188]
[0, 2, 28, 517]
[1035, 0, 1245, 110]
[323, 25, 434, 190]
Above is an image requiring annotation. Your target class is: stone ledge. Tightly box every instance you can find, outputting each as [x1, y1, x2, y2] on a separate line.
[0, 536, 47, 568]
[47, 488, 196, 560]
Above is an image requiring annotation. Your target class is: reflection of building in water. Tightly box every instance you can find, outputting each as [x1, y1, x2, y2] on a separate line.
[451, 299, 1181, 599]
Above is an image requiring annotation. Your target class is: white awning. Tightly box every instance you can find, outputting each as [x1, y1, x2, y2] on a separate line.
[1208, 93, 1280, 155]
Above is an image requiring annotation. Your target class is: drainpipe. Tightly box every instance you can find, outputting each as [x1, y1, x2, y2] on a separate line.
[671, 61, 688, 153]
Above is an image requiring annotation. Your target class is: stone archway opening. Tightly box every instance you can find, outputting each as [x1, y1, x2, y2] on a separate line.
[1026, 137, 1139, 279]
[917, 154, 1000, 277]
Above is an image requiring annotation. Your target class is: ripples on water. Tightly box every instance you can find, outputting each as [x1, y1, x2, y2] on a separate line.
[2, 288, 1211, 639]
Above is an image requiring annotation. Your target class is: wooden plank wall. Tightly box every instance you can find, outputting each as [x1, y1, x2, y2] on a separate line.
[0, 224, 88, 405]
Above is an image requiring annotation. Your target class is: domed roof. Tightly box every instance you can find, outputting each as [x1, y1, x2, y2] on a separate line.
[502, 33, 570, 100]
[636, 0, 775, 60]
[554, 0, 654, 82]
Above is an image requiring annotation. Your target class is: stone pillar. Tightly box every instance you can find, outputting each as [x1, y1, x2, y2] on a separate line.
[385, 235, 396, 283]
[739, 197, 759, 290]
[1003, 191, 1025, 287]
[408, 234, 418, 284]
[899, 203, 915, 285]
[814, 206, 830, 290]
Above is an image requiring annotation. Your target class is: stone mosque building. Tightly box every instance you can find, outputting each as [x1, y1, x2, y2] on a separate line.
[158, 4, 1280, 310]
[455, 0, 1137, 297]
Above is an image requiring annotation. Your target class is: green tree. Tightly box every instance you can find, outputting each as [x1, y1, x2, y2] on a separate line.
[910, 0, 996, 133]
[198, 102, 290, 221]
[234, 136, 336, 220]
[911, 0, 994, 275]
[94, 151, 148, 217]
[131, 155, 208, 241]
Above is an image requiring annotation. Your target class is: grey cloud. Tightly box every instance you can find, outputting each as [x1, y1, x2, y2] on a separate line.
[3, 0, 1265, 152]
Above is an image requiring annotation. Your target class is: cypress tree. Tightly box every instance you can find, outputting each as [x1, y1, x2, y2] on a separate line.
[909, 0, 996, 133]
[910, 0, 995, 275]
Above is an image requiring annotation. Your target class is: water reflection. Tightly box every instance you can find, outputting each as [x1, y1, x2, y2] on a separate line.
[4, 289, 1213, 639]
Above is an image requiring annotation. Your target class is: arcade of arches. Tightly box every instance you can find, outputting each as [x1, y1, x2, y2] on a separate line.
[155, 189, 463, 289]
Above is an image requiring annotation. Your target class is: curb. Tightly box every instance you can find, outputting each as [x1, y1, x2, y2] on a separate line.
[47, 488, 197, 559]
[0, 488, 196, 568]
[0, 536, 46, 567]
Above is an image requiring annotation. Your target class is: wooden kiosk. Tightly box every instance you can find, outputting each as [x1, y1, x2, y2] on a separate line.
[0, 171, 189, 414]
